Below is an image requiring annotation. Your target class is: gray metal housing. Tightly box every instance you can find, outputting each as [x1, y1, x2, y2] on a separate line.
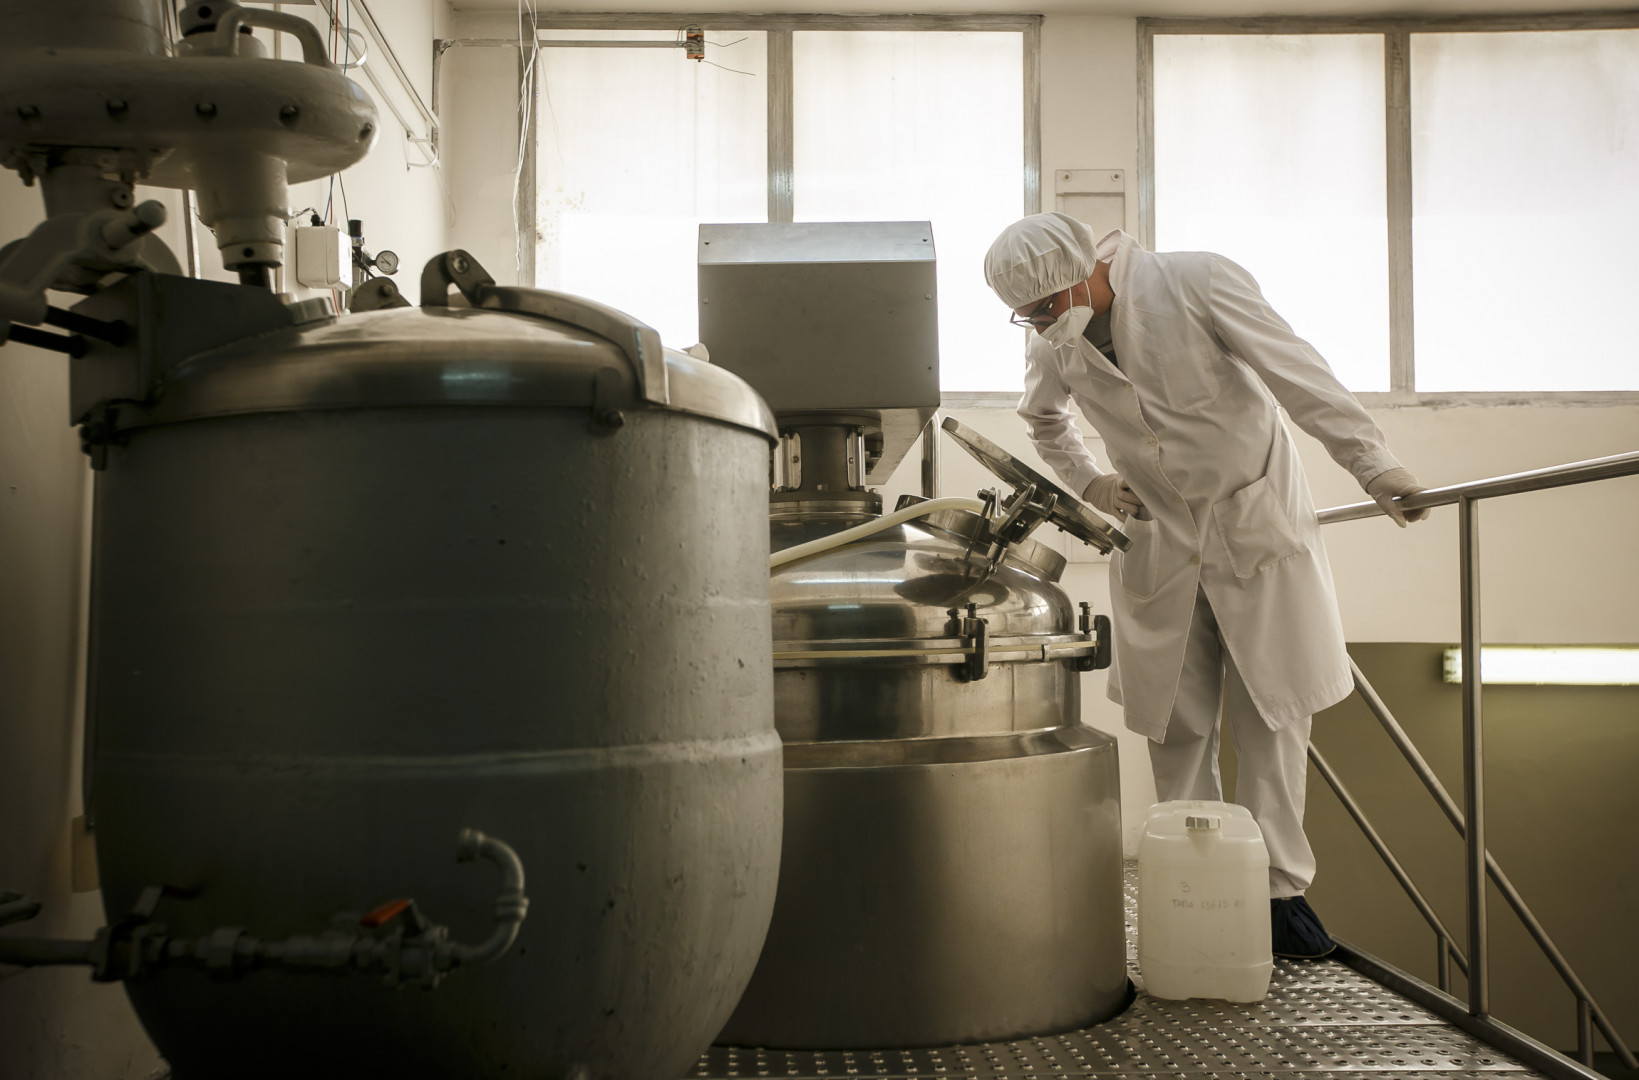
[697, 221, 940, 482]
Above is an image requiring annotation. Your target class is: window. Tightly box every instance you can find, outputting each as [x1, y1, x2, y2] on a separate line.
[1411, 30, 1639, 392]
[531, 18, 1035, 390]
[793, 31, 1025, 391]
[1145, 18, 1639, 397]
[534, 30, 768, 350]
[1154, 34, 1388, 391]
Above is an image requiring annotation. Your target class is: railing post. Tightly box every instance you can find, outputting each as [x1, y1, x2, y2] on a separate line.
[1459, 495, 1488, 1018]
[1579, 999, 1594, 1067]
[1437, 939, 1451, 994]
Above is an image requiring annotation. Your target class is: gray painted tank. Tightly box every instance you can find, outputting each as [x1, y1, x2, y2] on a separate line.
[719, 500, 1129, 1048]
[84, 276, 783, 1079]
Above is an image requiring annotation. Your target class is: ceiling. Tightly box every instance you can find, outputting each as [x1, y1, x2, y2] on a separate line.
[452, 0, 1639, 18]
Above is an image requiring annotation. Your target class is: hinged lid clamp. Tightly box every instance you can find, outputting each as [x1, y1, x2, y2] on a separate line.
[420, 250, 670, 409]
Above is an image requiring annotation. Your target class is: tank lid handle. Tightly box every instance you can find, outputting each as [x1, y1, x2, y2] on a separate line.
[1185, 815, 1222, 831]
[419, 250, 670, 408]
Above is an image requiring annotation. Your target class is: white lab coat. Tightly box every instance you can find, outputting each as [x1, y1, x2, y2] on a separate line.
[1019, 231, 1401, 740]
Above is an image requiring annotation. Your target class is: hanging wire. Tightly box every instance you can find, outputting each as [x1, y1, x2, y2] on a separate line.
[337, 174, 352, 231]
[700, 59, 755, 77]
[323, 0, 355, 226]
[513, 0, 541, 282]
[676, 27, 754, 77]
[161, 0, 202, 277]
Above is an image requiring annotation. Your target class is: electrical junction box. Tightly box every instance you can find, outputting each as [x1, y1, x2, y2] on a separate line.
[293, 225, 349, 289]
[1055, 169, 1126, 239]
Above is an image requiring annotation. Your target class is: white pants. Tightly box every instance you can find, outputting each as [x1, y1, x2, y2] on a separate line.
[1147, 587, 1316, 899]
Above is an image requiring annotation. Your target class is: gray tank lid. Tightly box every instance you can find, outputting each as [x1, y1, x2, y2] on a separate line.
[125, 251, 776, 441]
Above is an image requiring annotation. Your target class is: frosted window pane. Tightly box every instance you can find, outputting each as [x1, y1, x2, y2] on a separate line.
[1412, 31, 1639, 391]
[793, 31, 1023, 392]
[1154, 35, 1389, 392]
[535, 31, 766, 349]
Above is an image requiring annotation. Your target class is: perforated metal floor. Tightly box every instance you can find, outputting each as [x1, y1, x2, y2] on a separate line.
[691, 865, 1545, 1080]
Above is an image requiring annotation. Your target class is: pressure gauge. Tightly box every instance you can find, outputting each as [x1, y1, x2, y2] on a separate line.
[373, 249, 399, 276]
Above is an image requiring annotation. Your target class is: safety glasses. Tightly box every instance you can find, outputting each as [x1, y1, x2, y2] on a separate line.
[1009, 293, 1059, 331]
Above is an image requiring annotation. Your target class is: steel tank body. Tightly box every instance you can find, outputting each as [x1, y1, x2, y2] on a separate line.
[85, 297, 782, 1078]
[719, 504, 1129, 1048]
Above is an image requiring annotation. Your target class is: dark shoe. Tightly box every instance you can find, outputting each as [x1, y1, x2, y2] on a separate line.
[1271, 896, 1335, 959]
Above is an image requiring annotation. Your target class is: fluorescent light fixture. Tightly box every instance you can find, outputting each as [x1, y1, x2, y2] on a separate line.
[1441, 646, 1639, 685]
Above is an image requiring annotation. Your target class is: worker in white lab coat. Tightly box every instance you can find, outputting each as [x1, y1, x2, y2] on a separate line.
[984, 213, 1428, 958]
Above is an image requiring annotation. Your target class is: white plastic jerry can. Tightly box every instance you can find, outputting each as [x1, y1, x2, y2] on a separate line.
[1137, 800, 1273, 1002]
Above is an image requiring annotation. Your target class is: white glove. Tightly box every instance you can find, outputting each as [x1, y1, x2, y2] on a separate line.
[1364, 467, 1429, 527]
[1082, 473, 1144, 521]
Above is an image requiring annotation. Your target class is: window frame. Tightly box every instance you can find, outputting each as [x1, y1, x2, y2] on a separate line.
[1139, 13, 1639, 406]
[523, 13, 1041, 295]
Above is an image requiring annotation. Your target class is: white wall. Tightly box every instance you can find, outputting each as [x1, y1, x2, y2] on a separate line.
[439, 9, 536, 285]
[440, 29, 530, 285]
[0, 4, 450, 1077]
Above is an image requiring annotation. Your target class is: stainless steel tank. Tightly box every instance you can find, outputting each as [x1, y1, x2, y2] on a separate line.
[718, 484, 1130, 1048]
[83, 262, 783, 1078]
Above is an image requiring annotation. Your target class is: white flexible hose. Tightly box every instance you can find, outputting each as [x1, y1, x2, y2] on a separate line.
[769, 496, 987, 570]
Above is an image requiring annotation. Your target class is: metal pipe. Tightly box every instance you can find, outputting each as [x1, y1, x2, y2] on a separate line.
[0, 936, 96, 966]
[0, 893, 42, 927]
[921, 409, 941, 499]
[0, 830, 529, 987]
[1349, 659, 1464, 831]
[1308, 746, 1469, 978]
[181, 190, 201, 278]
[448, 829, 528, 968]
[535, 39, 679, 47]
[1578, 999, 1594, 1067]
[1459, 495, 1487, 1018]
[43, 307, 129, 344]
[1437, 940, 1451, 993]
[1349, 658, 1639, 1069]
[315, 0, 439, 135]
[4, 323, 88, 357]
[769, 497, 986, 569]
[1317, 449, 1639, 524]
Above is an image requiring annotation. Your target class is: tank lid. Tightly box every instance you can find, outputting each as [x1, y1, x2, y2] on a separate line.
[121, 253, 776, 441]
[942, 416, 1129, 554]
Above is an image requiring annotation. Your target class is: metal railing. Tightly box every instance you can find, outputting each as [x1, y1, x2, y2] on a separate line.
[1313, 449, 1639, 1075]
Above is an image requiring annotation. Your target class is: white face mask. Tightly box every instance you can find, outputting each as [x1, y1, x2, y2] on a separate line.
[1039, 282, 1094, 348]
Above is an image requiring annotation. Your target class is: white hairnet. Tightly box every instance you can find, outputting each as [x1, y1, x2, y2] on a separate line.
[983, 212, 1101, 309]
